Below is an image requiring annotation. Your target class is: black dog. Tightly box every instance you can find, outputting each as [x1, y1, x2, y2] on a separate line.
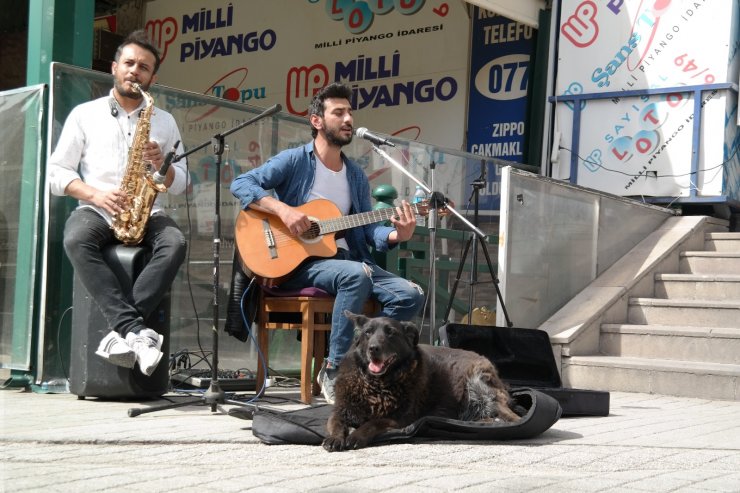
[323, 311, 520, 452]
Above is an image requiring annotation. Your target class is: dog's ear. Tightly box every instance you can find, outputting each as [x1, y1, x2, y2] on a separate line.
[344, 310, 369, 328]
[400, 321, 419, 347]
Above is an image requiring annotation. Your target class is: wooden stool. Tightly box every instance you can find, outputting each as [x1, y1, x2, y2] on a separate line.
[257, 286, 376, 403]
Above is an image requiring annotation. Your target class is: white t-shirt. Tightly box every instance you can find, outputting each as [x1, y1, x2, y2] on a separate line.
[309, 158, 351, 250]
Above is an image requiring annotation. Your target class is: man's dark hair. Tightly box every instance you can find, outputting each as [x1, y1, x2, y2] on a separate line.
[309, 82, 353, 138]
[115, 29, 161, 74]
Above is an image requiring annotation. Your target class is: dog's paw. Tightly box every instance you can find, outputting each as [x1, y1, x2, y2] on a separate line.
[322, 436, 347, 452]
[344, 432, 371, 450]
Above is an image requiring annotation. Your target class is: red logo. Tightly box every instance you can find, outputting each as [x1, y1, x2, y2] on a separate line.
[146, 18, 178, 63]
[285, 64, 330, 116]
[183, 67, 257, 123]
[561, 1, 599, 48]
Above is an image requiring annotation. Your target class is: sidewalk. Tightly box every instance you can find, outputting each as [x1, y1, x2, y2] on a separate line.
[2, 387, 740, 492]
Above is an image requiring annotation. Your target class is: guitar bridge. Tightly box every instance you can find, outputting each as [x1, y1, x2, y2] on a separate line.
[262, 219, 278, 259]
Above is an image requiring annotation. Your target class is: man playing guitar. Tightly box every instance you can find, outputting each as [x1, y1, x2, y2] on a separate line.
[230, 82, 425, 404]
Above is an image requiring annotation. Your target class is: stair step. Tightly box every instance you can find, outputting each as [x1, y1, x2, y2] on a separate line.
[562, 355, 740, 400]
[561, 229, 740, 400]
[680, 252, 740, 275]
[705, 232, 740, 252]
[655, 273, 740, 299]
[628, 298, 740, 328]
[601, 324, 740, 364]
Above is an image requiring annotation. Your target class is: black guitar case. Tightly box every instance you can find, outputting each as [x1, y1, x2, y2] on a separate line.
[249, 388, 562, 446]
[439, 324, 610, 417]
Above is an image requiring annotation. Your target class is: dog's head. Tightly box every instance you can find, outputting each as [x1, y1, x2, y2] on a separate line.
[344, 310, 419, 377]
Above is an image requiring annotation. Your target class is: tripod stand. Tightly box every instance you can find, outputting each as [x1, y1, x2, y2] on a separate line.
[128, 103, 282, 417]
[441, 162, 513, 329]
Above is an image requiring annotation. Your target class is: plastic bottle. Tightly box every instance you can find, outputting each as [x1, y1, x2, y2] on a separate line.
[412, 185, 427, 204]
[40, 378, 69, 393]
[412, 185, 428, 226]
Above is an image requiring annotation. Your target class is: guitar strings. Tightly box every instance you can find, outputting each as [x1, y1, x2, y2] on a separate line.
[258, 201, 414, 250]
[266, 209, 401, 246]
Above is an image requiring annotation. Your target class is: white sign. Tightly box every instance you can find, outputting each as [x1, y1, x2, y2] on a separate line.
[144, 0, 469, 150]
[553, 0, 739, 199]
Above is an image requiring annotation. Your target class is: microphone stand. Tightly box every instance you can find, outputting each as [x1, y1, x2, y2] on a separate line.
[128, 103, 282, 417]
[370, 145, 488, 343]
[428, 161, 438, 343]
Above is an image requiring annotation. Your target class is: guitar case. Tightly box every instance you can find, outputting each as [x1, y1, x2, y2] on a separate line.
[439, 324, 610, 417]
[248, 388, 562, 446]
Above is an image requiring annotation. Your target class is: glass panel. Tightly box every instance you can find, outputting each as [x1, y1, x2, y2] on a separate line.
[42, 63, 535, 384]
[0, 84, 45, 372]
[502, 171, 599, 329]
[499, 168, 673, 330]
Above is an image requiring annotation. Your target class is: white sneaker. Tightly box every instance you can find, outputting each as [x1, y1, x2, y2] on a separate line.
[95, 330, 135, 368]
[125, 329, 164, 376]
[317, 361, 337, 405]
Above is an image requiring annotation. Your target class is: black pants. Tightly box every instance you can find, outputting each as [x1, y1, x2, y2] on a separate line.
[63, 208, 186, 336]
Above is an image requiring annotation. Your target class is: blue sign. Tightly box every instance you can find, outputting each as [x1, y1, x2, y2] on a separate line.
[466, 9, 536, 212]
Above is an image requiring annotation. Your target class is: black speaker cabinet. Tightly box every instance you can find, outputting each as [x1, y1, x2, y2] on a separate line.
[69, 245, 170, 399]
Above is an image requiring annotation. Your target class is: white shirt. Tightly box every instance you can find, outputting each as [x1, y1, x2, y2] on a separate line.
[48, 90, 188, 224]
[309, 158, 350, 250]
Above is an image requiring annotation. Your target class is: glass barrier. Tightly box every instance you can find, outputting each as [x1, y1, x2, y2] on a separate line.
[41, 63, 531, 385]
[0, 84, 46, 378]
[498, 167, 675, 330]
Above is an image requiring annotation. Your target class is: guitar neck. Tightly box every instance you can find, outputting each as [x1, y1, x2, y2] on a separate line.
[318, 204, 419, 235]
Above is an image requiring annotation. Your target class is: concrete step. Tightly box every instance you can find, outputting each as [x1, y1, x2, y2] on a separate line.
[655, 273, 740, 300]
[562, 355, 740, 400]
[559, 228, 740, 401]
[679, 252, 740, 275]
[601, 324, 740, 364]
[705, 232, 740, 252]
[628, 298, 740, 328]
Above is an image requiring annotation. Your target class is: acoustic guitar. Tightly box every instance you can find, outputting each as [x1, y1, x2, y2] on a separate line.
[234, 198, 438, 285]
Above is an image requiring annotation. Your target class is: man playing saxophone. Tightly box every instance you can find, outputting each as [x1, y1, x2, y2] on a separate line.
[48, 30, 188, 376]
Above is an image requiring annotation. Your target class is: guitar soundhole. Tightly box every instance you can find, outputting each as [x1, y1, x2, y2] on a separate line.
[300, 221, 321, 241]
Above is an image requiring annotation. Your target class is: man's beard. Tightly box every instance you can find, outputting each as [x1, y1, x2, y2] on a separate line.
[114, 79, 147, 99]
[324, 126, 353, 147]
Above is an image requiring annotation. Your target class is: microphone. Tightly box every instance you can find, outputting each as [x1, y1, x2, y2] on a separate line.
[152, 140, 180, 185]
[109, 98, 118, 117]
[355, 127, 395, 147]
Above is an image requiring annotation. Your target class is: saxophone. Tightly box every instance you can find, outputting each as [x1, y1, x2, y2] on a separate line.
[111, 83, 168, 245]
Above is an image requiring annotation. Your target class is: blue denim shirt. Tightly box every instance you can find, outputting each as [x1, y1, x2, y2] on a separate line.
[230, 141, 396, 264]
